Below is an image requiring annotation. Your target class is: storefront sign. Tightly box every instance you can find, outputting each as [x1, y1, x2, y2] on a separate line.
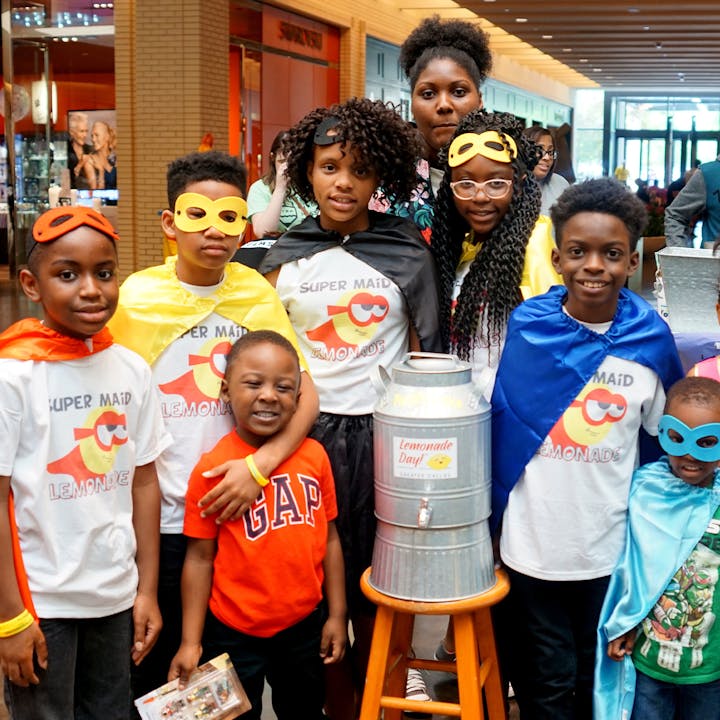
[278, 21, 322, 51]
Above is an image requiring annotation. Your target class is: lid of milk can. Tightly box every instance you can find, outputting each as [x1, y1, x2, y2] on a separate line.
[391, 352, 472, 387]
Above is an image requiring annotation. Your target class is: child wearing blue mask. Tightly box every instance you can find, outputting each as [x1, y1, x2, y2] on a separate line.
[596, 376, 720, 720]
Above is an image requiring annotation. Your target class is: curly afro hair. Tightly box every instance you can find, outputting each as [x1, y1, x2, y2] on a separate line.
[431, 109, 542, 359]
[400, 15, 492, 91]
[550, 178, 647, 252]
[283, 97, 422, 207]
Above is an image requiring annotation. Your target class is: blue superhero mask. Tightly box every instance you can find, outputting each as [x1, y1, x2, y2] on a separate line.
[658, 414, 720, 462]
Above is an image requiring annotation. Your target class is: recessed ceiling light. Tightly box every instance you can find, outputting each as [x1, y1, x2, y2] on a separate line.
[542, 34, 553, 39]
[579, 58, 588, 63]
[643, 26, 650, 31]
[562, 48, 572, 52]
[516, 17, 528, 23]
[593, 68, 602, 72]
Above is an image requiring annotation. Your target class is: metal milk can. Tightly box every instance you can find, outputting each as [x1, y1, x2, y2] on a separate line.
[370, 352, 495, 601]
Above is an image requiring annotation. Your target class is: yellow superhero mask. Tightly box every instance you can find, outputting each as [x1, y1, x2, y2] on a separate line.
[174, 193, 248, 236]
[448, 131, 518, 167]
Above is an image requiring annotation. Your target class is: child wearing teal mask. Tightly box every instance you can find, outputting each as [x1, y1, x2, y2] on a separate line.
[597, 376, 720, 719]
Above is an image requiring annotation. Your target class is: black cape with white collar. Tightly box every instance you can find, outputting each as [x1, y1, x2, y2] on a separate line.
[259, 212, 443, 353]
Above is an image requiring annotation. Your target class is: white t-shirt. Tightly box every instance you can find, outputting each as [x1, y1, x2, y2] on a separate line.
[152, 309, 244, 533]
[500, 348, 666, 581]
[0, 345, 170, 618]
[275, 246, 410, 414]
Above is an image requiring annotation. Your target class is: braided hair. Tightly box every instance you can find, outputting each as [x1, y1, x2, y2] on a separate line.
[400, 15, 492, 91]
[282, 97, 421, 207]
[431, 109, 542, 358]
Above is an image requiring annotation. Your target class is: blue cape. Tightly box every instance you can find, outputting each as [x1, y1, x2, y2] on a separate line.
[594, 460, 720, 720]
[490, 286, 683, 532]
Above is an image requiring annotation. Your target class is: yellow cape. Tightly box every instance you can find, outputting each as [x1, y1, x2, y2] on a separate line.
[109, 256, 307, 369]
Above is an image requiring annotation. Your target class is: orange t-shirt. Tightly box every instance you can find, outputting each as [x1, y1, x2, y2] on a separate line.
[184, 432, 337, 637]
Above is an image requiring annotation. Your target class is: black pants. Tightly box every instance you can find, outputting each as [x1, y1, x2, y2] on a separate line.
[203, 606, 326, 720]
[495, 568, 610, 720]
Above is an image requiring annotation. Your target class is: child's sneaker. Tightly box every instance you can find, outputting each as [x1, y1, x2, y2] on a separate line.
[404, 667, 432, 718]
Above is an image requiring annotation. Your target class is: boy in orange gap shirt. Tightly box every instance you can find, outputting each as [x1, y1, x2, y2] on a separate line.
[169, 331, 345, 720]
[0, 207, 169, 718]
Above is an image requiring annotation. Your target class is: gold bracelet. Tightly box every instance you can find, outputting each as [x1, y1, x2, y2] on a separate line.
[0, 609, 35, 638]
[245, 454, 269, 487]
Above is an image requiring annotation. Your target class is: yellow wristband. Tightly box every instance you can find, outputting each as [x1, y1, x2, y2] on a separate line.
[0, 609, 35, 638]
[245, 454, 269, 487]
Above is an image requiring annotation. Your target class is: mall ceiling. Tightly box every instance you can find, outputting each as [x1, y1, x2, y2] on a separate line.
[447, 0, 720, 90]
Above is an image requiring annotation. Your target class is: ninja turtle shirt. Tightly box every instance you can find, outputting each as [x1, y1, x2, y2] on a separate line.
[633, 506, 720, 684]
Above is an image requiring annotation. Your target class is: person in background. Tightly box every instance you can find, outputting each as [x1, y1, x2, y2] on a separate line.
[371, 15, 492, 242]
[596, 377, 720, 720]
[523, 125, 570, 217]
[666, 154, 720, 248]
[247, 131, 317, 238]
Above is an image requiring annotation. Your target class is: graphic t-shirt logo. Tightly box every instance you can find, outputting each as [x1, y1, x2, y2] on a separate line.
[159, 337, 232, 403]
[307, 290, 389, 350]
[47, 406, 128, 484]
[548, 382, 628, 450]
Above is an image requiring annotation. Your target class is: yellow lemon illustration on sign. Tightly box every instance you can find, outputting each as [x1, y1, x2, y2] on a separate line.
[427, 453, 451, 470]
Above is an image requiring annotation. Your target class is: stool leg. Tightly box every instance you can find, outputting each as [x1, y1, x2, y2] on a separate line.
[359, 605, 395, 720]
[475, 608, 507, 720]
[385, 612, 414, 720]
[454, 612, 483, 720]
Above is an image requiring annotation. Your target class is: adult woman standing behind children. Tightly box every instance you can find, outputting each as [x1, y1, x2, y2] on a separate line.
[524, 125, 570, 217]
[372, 15, 492, 241]
[259, 97, 442, 719]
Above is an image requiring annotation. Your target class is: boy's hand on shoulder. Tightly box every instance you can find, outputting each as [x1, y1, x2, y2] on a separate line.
[607, 629, 637, 661]
[199, 459, 263, 523]
[0, 622, 47, 687]
[168, 642, 203, 690]
[320, 616, 347, 665]
[132, 592, 163, 665]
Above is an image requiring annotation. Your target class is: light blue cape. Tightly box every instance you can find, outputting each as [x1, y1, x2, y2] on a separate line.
[594, 459, 720, 720]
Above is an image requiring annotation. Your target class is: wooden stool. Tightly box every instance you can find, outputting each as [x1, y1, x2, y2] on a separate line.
[359, 567, 510, 720]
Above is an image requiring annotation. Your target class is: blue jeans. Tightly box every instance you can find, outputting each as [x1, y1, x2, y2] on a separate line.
[202, 606, 326, 720]
[4, 609, 133, 720]
[632, 669, 720, 720]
